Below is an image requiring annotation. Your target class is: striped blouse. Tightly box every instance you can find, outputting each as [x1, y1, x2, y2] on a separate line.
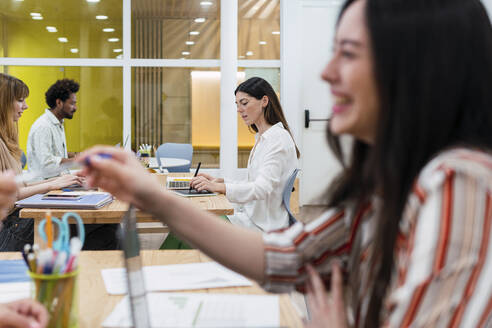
[262, 148, 492, 327]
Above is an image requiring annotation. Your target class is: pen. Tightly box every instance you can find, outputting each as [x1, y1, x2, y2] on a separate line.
[46, 211, 53, 248]
[189, 162, 201, 193]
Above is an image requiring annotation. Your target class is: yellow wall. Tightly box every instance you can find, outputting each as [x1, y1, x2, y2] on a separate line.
[4, 20, 123, 154]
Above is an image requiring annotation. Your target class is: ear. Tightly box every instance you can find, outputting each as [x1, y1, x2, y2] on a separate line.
[262, 95, 269, 109]
[55, 98, 63, 108]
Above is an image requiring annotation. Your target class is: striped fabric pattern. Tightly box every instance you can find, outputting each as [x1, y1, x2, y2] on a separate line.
[262, 148, 492, 327]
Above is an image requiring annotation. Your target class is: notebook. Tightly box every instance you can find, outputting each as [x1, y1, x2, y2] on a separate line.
[15, 192, 113, 209]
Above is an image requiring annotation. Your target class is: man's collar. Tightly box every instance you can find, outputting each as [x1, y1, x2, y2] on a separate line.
[45, 108, 63, 125]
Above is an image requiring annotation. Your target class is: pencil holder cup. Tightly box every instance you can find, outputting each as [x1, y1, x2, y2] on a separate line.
[29, 270, 79, 328]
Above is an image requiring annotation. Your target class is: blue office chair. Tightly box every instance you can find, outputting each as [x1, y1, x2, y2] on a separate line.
[20, 150, 27, 169]
[283, 168, 300, 226]
[155, 143, 193, 172]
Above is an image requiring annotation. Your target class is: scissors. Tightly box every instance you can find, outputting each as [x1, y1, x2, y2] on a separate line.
[39, 212, 85, 252]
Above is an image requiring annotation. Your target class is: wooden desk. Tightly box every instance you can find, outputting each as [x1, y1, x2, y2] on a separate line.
[20, 173, 234, 244]
[0, 250, 302, 328]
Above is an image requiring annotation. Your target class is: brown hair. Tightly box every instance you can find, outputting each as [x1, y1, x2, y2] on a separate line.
[235, 77, 300, 158]
[0, 73, 29, 161]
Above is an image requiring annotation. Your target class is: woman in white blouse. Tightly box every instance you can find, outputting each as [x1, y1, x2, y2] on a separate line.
[190, 77, 300, 232]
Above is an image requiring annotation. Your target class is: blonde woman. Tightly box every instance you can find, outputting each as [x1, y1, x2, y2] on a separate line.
[0, 73, 81, 251]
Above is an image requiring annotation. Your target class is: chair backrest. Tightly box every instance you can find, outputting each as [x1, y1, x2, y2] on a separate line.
[155, 143, 193, 172]
[283, 168, 300, 226]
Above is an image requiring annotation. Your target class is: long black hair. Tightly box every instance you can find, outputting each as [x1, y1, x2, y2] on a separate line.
[235, 77, 300, 158]
[326, 0, 492, 326]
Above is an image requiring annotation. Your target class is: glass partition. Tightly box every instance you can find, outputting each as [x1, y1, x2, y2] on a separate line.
[238, 0, 280, 60]
[132, 0, 221, 59]
[132, 67, 221, 168]
[0, 1, 123, 58]
[2, 66, 123, 154]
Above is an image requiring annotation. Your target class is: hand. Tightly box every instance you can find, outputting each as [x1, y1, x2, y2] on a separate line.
[190, 176, 225, 194]
[0, 299, 49, 328]
[0, 171, 17, 221]
[304, 262, 348, 328]
[195, 173, 214, 181]
[77, 146, 162, 208]
[49, 174, 83, 190]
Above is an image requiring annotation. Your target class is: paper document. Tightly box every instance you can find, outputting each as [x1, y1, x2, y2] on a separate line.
[101, 262, 252, 295]
[102, 292, 280, 328]
[0, 260, 31, 303]
[0, 282, 31, 303]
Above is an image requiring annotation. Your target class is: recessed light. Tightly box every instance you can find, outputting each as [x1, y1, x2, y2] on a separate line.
[116, 54, 123, 59]
[15, 0, 24, 2]
[185, 41, 195, 45]
[182, 51, 190, 55]
[32, 16, 43, 20]
[200, 1, 213, 6]
[86, 0, 100, 2]
[58, 37, 68, 43]
[194, 18, 206, 23]
[46, 26, 57, 32]
[70, 48, 79, 53]
[189, 31, 200, 36]
[113, 49, 122, 53]
[108, 38, 119, 42]
[246, 51, 253, 56]
[272, 31, 280, 35]
[96, 15, 108, 20]
[103, 28, 115, 32]
[30, 13, 41, 16]
[259, 41, 267, 45]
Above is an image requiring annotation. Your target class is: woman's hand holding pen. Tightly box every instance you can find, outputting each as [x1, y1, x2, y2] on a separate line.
[77, 146, 162, 209]
[190, 175, 226, 194]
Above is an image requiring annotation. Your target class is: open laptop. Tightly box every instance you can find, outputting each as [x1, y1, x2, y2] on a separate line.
[119, 205, 150, 328]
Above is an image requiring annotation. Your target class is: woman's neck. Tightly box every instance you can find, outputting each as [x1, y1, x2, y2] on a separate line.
[255, 117, 272, 135]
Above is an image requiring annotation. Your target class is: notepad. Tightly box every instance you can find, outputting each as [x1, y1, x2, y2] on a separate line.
[102, 293, 280, 328]
[101, 262, 252, 295]
[15, 192, 113, 209]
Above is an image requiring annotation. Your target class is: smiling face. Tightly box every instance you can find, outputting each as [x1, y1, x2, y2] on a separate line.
[322, 0, 379, 144]
[12, 97, 28, 122]
[235, 91, 268, 128]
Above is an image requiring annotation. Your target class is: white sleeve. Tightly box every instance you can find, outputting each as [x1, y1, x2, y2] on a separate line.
[225, 137, 286, 203]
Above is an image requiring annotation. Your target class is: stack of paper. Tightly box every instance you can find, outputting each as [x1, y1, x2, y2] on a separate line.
[101, 262, 252, 295]
[0, 260, 31, 303]
[102, 293, 280, 328]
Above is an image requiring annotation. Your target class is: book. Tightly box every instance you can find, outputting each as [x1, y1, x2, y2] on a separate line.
[15, 192, 113, 209]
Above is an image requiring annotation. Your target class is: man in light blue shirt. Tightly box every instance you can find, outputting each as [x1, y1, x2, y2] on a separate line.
[27, 79, 79, 177]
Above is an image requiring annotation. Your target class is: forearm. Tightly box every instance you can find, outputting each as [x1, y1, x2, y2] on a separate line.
[18, 181, 53, 200]
[142, 188, 266, 281]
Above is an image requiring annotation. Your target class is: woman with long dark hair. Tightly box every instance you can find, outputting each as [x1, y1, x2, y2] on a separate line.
[190, 77, 300, 232]
[79, 0, 492, 326]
